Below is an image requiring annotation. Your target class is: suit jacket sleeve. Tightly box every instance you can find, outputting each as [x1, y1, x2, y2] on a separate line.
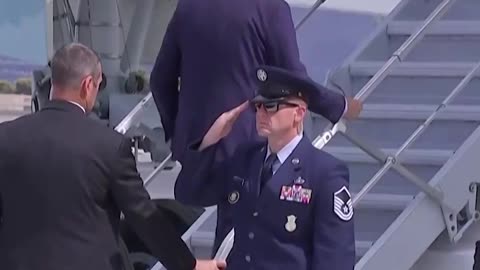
[174, 140, 229, 207]
[265, 0, 346, 123]
[312, 162, 355, 270]
[111, 138, 196, 270]
[150, 8, 181, 142]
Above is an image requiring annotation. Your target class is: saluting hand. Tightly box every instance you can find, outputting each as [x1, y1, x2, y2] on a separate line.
[199, 101, 249, 150]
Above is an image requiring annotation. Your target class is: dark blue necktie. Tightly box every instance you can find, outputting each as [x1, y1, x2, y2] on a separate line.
[260, 153, 278, 190]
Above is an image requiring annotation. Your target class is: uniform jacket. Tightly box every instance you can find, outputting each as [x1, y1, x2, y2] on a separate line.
[175, 135, 356, 270]
[150, 0, 346, 252]
[0, 100, 195, 270]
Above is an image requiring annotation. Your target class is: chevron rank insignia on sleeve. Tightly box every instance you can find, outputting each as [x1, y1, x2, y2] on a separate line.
[333, 186, 353, 221]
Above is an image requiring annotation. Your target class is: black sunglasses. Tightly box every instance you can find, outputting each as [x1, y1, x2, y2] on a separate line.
[253, 100, 299, 113]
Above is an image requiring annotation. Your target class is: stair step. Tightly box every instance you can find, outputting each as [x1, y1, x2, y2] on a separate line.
[354, 193, 413, 210]
[350, 61, 479, 77]
[358, 104, 480, 121]
[324, 146, 451, 166]
[387, 20, 480, 35]
[314, 104, 480, 121]
[322, 116, 477, 150]
[347, 162, 439, 196]
[348, 75, 480, 105]
[394, 0, 480, 21]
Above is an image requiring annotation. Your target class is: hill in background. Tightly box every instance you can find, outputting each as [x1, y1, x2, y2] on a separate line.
[0, 54, 41, 82]
[0, 54, 39, 94]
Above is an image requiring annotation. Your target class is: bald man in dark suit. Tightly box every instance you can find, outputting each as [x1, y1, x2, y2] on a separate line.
[0, 43, 225, 270]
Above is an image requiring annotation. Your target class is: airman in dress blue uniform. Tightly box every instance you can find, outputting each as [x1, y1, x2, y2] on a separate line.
[175, 65, 356, 270]
[150, 0, 363, 256]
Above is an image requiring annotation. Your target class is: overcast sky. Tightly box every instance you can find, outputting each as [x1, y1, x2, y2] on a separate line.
[0, 0, 46, 64]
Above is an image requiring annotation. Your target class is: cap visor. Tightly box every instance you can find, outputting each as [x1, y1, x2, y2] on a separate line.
[250, 95, 285, 104]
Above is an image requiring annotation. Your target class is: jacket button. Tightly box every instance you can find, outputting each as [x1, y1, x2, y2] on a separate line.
[248, 232, 254, 239]
[245, 255, 251, 262]
[252, 212, 258, 217]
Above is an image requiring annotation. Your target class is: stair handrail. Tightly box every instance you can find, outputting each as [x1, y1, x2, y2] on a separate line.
[213, 0, 460, 261]
[314, 0, 458, 148]
[295, 0, 326, 30]
[113, 92, 176, 186]
[312, 0, 459, 206]
[114, 92, 153, 134]
[351, 60, 480, 208]
[353, 59, 480, 268]
[310, 0, 459, 201]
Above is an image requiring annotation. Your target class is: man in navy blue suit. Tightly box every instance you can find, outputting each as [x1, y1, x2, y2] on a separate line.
[174, 65, 355, 270]
[150, 0, 362, 256]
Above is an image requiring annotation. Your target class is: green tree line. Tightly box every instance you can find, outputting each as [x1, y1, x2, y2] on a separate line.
[0, 78, 32, 95]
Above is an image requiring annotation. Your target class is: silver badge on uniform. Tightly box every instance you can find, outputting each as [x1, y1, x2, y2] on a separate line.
[285, 215, 297, 232]
[333, 186, 353, 221]
[228, 191, 240, 204]
[291, 158, 300, 165]
[257, 69, 267, 82]
[294, 176, 305, 185]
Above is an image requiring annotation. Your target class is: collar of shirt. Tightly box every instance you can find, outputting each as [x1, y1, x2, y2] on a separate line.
[266, 133, 303, 173]
[68, 101, 86, 114]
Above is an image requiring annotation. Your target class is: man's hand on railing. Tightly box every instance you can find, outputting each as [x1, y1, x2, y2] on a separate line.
[195, 259, 227, 270]
[344, 97, 363, 120]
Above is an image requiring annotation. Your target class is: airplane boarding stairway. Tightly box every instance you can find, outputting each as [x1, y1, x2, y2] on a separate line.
[114, 0, 480, 269]
[311, 0, 480, 268]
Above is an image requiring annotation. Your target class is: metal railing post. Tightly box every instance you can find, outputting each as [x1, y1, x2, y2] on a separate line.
[114, 92, 153, 134]
[112, 92, 176, 187]
[144, 153, 173, 187]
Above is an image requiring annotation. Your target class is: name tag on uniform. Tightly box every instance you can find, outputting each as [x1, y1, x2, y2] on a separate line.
[280, 184, 312, 204]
